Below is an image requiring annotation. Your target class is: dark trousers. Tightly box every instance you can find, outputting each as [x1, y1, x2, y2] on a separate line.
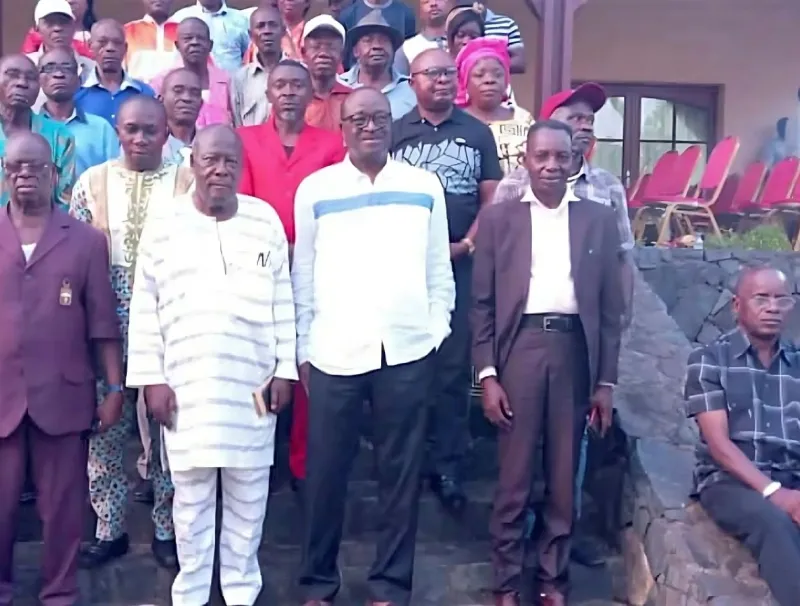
[428, 257, 472, 479]
[0, 417, 89, 606]
[299, 351, 433, 606]
[490, 321, 590, 595]
[700, 477, 800, 606]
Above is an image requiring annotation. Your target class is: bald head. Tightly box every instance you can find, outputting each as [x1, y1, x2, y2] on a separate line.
[340, 88, 391, 167]
[176, 18, 212, 67]
[163, 67, 202, 90]
[91, 18, 125, 38]
[410, 48, 453, 73]
[341, 86, 390, 117]
[4, 131, 55, 208]
[192, 125, 242, 158]
[39, 48, 79, 102]
[409, 48, 456, 112]
[177, 17, 210, 38]
[117, 94, 167, 127]
[735, 266, 789, 297]
[191, 126, 243, 214]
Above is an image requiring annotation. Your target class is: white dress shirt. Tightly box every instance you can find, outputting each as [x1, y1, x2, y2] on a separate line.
[292, 156, 455, 376]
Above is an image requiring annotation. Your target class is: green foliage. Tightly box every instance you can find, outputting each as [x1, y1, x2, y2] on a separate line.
[705, 225, 792, 251]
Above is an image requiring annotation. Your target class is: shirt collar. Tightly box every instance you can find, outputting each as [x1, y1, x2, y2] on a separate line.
[143, 13, 176, 25]
[520, 185, 580, 208]
[314, 80, 354, 99]
[84, 68, 144, 92]
[197, 1, 228, 16]
[40, 105, 86, 124]
[249, 52, 285, 75]
[485, 8, 496, 20]
[405, 105, 465, 126]
[731, 327, 793, 366]
[339, 66, 409, 91]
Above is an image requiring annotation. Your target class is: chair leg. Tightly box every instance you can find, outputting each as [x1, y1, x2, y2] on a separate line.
[705, 209, 722, 239]
[632, 208, 647, 242]
[656, 206, 675, 245]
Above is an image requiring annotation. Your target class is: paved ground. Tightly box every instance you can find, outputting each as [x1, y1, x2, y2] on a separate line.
[12, 542, 626, 605]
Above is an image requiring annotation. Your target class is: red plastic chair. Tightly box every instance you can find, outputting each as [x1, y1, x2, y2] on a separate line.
[763, 159, 800, 249]
[631, 151, 680, 241]
[648, 136, 740, 244]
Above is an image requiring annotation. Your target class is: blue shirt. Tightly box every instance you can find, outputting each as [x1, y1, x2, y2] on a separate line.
[0, 112, 76, 210]
[75, 69, 155, 126]
[338, 66, 416, 119]
[43, 108, 120, 178]
[171, 2, 250, 74]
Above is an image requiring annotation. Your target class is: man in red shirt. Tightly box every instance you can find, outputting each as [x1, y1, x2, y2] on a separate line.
[238, 58, 345, 487]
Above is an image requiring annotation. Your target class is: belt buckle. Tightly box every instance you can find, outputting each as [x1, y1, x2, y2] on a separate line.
[543, 315, 558, 331]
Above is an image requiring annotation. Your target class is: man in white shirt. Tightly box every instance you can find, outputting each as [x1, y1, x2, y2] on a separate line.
[293, 87, 455, 606]
[472, 120, 623, 606]
[394, 0, 452, 75]
[127, 125, 297, 606]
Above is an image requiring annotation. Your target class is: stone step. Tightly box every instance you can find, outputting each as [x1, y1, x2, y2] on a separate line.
[17, 479, 496, 546]
[11, 542, 624, 605]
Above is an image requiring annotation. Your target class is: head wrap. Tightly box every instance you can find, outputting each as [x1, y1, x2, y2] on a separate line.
[454, 37, 510, 107]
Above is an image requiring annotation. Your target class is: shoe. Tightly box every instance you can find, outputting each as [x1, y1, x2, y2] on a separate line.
[570, 534, 605, 567]
[429, 474, 467, 512]
[133, 479, 155, 504]
[152, 538, 178, 569]
[79, 534, 129, 568]
[494, 592, 521, 606]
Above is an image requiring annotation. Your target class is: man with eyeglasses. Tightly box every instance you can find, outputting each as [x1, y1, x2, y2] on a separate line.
[0, 54, 75, 210]
[685, 265, 800, 606]
[392, 48, 502, 512]
[293, 87, 455, 606]
[39, 48, 120, 178]
[0, 130, 121, 606]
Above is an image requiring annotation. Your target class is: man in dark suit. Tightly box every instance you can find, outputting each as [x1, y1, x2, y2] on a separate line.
[471, 120, 624, 606]
[0, 131, 122, 606]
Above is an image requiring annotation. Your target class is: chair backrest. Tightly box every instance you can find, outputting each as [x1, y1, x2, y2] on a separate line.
[730, 161, 768, 210]
[713, 174, 739, 213]
[674, 145, 703, 195]
[639, 150, 680, 199]
[760, 156, 800, 206]
[696, 136, 740, 199]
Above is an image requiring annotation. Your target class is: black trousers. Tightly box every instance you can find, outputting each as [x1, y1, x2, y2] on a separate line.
[700, 476, 800, 606]
[298, 351, 433, 606]
[428, 257, 472, 479]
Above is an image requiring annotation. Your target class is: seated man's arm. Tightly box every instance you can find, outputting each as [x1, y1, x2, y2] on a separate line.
[687, 347, 777, 493]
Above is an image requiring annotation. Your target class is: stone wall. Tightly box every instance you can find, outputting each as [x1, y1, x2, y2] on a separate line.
[599, 271, 778, 606]
[632, 247, 800, 345]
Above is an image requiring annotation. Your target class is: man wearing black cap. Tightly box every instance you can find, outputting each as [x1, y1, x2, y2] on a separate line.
[338, 10, 416, 119]
[337, 0, 417, 69]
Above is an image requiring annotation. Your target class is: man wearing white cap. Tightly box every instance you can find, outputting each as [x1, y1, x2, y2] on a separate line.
[28, 0, 96, 110]
[301, 14, 352, 131]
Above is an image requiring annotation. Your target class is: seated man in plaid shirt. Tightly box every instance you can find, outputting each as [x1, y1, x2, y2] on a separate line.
[685, 265, 800, 606]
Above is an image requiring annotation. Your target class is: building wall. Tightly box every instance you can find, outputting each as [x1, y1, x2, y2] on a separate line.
[4, 0, 797, 166]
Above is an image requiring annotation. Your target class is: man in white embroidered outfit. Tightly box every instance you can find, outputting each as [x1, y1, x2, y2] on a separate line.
[70, 95, 192, 570]
[127, 124, 297, 606]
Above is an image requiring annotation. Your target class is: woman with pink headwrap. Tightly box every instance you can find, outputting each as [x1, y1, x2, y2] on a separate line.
[455, 37, 532, 172]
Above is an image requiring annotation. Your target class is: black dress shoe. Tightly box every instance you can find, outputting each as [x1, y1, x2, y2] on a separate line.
[570, 534, 606, 567]
[429, 474, 467, 512]
[79, 534, 129, 569]
[133, 479, 155, 504]
[152, 538, 178, 569]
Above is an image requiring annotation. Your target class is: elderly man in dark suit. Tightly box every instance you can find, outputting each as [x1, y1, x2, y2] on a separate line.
[471, 120, 624, 606]
[0, 131, 122, 606]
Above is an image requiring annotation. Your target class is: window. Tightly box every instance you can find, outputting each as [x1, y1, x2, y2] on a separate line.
[577, 83, 719, 187]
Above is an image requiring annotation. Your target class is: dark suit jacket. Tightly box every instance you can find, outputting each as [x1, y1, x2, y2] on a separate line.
[470, 195, 624, 389]
[0, 208, 120, 438]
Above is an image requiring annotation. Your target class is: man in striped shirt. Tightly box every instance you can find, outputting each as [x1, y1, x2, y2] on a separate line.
[481, 1, 526, 74]
[127, 125, 297, 606]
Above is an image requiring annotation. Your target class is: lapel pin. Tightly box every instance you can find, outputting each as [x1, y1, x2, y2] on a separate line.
[59, 279, 73, 307]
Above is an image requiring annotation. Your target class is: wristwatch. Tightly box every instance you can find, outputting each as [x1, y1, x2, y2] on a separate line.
[107, 384, 124, 394]
[462, 237, 476, 255]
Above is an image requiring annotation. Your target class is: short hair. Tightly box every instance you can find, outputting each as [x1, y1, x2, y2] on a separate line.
[116, 94, 167, 124]
[446, 10, 485, 45]
[734, 263, 786, 295]
[177, 17, 210, 37]
[527, 119, 573, 142]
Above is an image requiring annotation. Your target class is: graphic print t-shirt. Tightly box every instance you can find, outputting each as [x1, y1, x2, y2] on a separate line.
[391, 107, 503, 242]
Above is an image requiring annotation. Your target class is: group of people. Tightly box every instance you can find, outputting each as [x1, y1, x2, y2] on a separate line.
[0, 1, 645, 606]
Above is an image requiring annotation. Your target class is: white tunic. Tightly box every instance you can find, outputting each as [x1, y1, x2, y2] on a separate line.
[126, 193, 298, 472]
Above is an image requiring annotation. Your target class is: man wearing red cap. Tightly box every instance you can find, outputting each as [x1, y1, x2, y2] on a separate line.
[540, 82, 635, 567]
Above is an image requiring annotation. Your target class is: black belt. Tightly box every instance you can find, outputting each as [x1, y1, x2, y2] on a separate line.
[521, 313, 580, 332]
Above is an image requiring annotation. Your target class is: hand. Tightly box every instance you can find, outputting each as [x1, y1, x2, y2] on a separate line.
[769, 488, 800, 524]
[144, 384, 177, 430]
[481, 377, 513, 430]
[298, 362, 310, 395]
[589, 385, 613, 437]
[97, 391, 124, 431]
[269, 378, 293, 414]
[449, 241, 469, 260]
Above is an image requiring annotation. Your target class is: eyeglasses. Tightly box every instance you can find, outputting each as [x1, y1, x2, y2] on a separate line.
[2, 160, 52, 175]
[341, 111, 392, 129]
[39, 63, 78, 75]
[410, 66, 457, 79]
[747, 295, 796, 311]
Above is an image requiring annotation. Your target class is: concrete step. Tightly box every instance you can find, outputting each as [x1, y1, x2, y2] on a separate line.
[11, 541, 624, 605]
[17, 479, 496, 546]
